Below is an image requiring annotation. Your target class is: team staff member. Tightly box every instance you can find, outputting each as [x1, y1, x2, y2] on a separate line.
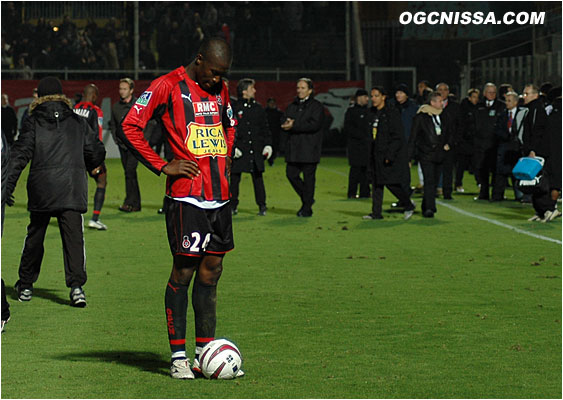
[363, 86, 414, 221]
[120, 37, 242, 380]
[230, 78, 272, 216]
[408, 91, 452, 218]
[74, 84, 108, 230]
[110, 77, 141, 213]
[6, 77, 105, 307]
[343, 89, 371, 199]
[282, 77, 324, 217]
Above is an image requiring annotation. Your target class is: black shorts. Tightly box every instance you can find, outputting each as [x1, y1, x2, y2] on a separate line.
[88, 161, 107, 178]
[165, 198, 234, 257]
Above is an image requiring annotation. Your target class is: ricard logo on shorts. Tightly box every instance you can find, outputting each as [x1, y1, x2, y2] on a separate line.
[185, 121, 227, 158]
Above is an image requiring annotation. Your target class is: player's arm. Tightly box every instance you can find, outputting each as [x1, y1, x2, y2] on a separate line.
[82, 119, 106, 172]
[5, 116, 36, 203]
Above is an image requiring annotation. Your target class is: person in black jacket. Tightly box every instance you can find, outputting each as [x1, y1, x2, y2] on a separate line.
[436, 83, 460, 200]
[1, 131, 10, 331]
[474, 83, 505, 200]
[230, 78, 272, 216]
[110, 77, 141, 212]
[408, 91, 452, 218]
[343, 89, 371, 199]
[456, 88, 480, 192]
[1, 94, 18, 145]
[363, 86, 414, 220]
[5, 77, 106, 308]
[282, 77, 324, 217]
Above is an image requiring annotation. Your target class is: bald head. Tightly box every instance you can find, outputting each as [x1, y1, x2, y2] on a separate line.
[188, 37, 233, 94]
[83, 84, 99, 104]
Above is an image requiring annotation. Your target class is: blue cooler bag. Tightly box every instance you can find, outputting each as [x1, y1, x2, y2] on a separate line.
[512, 157, 544, 180]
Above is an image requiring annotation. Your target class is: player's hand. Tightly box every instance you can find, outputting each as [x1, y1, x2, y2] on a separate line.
[5, 194, 14, 207]
[281, 118, 294, 131]
[528, 150, 536, 158]
[226, 156, 232, 176]
[234, 148, 243, 159]
[444, 144, 450, 151]
[162, 159, 200, 179]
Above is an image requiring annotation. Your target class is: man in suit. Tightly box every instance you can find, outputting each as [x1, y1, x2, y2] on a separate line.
[492, 91, 528, 201]
[474, 83, 506, 200]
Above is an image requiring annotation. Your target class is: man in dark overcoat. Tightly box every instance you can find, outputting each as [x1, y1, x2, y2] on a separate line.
[343, 89, 371, 198]
[363, 86, 414, 220]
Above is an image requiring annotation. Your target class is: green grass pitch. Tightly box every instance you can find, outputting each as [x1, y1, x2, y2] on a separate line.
[1, 157, 561, 398]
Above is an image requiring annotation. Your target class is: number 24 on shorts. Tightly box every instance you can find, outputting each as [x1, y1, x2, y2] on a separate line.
[182, 232, 211, 252]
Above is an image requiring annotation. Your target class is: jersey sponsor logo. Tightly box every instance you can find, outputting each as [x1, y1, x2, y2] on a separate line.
[136, 91, 152, 106]
[182, 235, 191, 249]
[193, 101, 219, 117]
[185, 122, 227, 158]
[216, 94, 222, 105]
[73, 108, 90, 118]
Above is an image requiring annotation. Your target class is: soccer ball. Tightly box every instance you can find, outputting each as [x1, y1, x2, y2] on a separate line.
[199, 339, 243, 379]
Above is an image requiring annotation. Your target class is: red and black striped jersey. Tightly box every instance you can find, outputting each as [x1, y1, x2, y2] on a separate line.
[73, 101, 103, 141]
[121, 66, 236, 202]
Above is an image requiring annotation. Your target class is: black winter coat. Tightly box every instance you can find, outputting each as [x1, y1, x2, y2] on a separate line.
[545, 98, 561, 190]
[231, 98, 271, 173]
[343, 104, 371, 167]
[370, 105, 409, 185]
[458, 98, 478, 155]
[494, 107, 529, 175]
[6, 95, 106, 213]
[522, 97, 548, 157]
[441, 98, 461, 149]
[110, 95, 137, 149]
[408, 107, 451, 163]
[474, 99, 505, 152]
[283, 96, 324, 163]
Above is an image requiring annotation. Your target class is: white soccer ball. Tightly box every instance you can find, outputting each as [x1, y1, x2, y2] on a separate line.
[199, 339, 243, 379]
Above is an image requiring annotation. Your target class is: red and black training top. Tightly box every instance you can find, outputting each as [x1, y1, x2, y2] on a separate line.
[73, 101, 104, 141]
[121, 66, 236, 202]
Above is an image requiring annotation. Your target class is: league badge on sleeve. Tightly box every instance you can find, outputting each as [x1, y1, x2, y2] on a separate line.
[136, 91, 153, 107]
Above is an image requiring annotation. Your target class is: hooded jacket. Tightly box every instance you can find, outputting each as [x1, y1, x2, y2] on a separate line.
[6, 94, 106, 213]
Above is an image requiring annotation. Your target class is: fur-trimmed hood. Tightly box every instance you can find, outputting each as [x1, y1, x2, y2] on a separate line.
[29, 94, 73, 114]
[28, 94, 75, 122]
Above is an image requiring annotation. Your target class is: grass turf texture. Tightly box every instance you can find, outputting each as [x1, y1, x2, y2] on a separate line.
[1, 157, 561, 398]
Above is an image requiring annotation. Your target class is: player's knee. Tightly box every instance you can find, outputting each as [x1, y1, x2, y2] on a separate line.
[172, 255, 198, 285]
[200, 258, 223, 285]
[96, 171, 107, 187]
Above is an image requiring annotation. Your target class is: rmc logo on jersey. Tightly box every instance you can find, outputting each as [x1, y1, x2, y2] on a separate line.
[185, 121, 227, 158]
[193, 101, 219, 117]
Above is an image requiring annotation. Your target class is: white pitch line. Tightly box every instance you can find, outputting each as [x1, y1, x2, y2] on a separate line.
[437, 200, 562, 245]
[319, 165, 562, 245]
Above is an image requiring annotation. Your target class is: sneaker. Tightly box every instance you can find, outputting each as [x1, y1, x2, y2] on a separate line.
[1, 316, 9, 332]
[88, 219, 107, 230]
[171, 358, 195, 379]
[541, 210, 553, 223]
[70, 287, 87, 307]
[157, 208, 165, 214]
[404, 210, 414, 220]
[528, 214, 541, 222]
[235, 368, 245, 378]
[231, 208, 238, 216]
[362, 214, 383, 220]
[15, 281, 32, 302]
[257, 206, 267, 216]
[423, 209, 434, 218]
[191, 358, 202, 375]
[546, 209, 561, 222]
[456, 186, 465, 193]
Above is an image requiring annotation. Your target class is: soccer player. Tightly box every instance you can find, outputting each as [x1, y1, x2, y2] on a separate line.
[120, 37, 241, 380]
[74, 84, 108, 230]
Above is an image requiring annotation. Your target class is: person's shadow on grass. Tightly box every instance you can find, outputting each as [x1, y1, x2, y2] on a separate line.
[6, 286, 68, 305]
[53, 351, 170, 376]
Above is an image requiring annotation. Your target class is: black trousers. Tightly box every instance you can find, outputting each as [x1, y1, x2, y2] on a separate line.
[347, 166, 370, 198]
[441, 149, 455, 198]
[455, 153, 473, 187]
[230, 171, 266, 210]
[18, 211, 87, 289]
[371, 182, 413, 217]
[119, 147, 141, 209]
[474, 147, 496, 199]
[286, 162, 317, 213]
[420, 159, 442, 213]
